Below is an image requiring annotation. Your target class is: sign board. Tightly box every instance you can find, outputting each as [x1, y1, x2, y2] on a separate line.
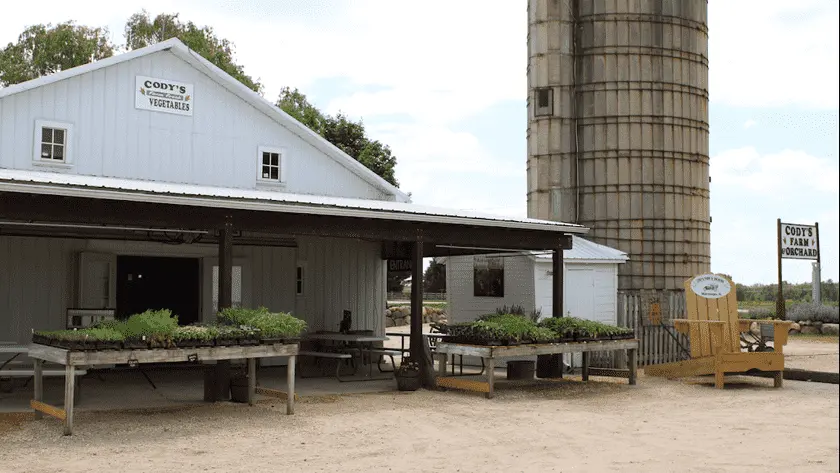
[689, 274, 732, 299]
[388, 259, 412, 272]
[135, 76, 193, 116]
[780, 222, 819, 260]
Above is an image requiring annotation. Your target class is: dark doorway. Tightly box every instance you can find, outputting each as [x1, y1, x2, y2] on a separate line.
[117, 256, 200, 325]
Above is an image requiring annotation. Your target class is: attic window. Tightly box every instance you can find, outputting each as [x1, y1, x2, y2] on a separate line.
[535, 88, 553, 116]
[257, 146, 286, 185]
[33, 120, 73, 166]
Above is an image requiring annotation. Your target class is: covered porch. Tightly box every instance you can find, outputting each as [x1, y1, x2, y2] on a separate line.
[0, 171, 586, 403]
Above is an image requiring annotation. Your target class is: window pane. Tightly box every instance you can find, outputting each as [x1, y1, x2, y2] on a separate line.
[537, 89, 550, 108]
[41, 127, 53, 144]
[270, 168, 279, 180]
[271, 153, 279, 166]
[53, 128, 65, 145]
[296, 280, 303, 294]
[263, 152, 271, 166]
[53, 144, 64, 160]
[262, 165, 271, 179]
[40, 144, 52, 159]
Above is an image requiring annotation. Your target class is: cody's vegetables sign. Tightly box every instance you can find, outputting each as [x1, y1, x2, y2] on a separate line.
[135, 76, 193, 116]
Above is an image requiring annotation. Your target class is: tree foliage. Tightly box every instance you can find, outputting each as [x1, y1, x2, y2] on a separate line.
[737, 279, 839, 304]
[124, 10, 262, 93]
[424, 261, 446, 293]
[277, 87, 399, 187]
[0, 22, 113, 86]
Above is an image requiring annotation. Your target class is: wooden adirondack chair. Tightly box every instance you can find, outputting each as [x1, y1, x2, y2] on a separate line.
[645, 274, 792, 388]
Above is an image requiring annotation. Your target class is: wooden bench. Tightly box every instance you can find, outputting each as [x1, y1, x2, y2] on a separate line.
[298, 350, 354, 381]
[365, 348, 401, 373]
[1, 366, 87, 403]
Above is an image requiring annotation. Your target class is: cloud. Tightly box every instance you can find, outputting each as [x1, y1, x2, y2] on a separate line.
[743, 119, 757, 129]
[710, 146, 839, 283]
[710, 146, 839, 194]
[709, 0, 839, 110]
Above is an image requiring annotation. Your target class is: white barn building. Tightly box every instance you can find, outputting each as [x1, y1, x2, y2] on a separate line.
[443, 236, 628, 325]
[0, 38, 588, 373]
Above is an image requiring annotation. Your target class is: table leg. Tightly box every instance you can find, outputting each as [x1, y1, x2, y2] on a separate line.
[64, 365, 75, 436]
[628, 348, 638, 386]
[437, 352, 447, 378]
[581, 352, 590, 382]
[286, 355, 296, 415]
[485, 357, 495, 399]
[34, 360, 43, 420]
[247, 358, 256, 406]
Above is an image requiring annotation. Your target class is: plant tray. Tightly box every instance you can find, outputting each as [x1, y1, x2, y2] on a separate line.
[96, 341, 122, 350]
[123, 340, 148, 350]
[239, 338, 259, 346]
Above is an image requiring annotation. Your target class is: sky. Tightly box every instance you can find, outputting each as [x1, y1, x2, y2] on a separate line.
[1, 0, 837, 285]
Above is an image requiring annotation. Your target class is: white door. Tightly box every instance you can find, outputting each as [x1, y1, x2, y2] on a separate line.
[78, 252, 117, 309]
[566, 268, 595, 320]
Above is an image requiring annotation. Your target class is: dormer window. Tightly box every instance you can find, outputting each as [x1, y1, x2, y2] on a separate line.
[33, 120, 73, 167]
[257, 146, 287, 185]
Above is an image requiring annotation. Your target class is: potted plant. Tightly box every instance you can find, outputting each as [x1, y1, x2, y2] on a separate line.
[395, 357, 422, 391]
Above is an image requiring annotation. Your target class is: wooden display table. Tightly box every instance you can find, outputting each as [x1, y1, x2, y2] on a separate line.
[434, 339, 639, 399]
[27, 343, 299, 435]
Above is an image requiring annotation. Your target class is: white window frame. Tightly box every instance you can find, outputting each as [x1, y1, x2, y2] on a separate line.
[33, 119, 74, 168]
[296, 262, 307, 297]
[257, 146, 287, 186]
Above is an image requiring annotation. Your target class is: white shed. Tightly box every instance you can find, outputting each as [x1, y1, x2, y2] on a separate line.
[444, 236, 628, 325]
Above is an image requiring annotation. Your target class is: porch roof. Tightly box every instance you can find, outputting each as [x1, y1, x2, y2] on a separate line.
[0, 169, 587, 235]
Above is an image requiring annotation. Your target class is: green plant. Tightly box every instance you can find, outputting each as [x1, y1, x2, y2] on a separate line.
[218, 307, 307, 338]
[172, 325, 219, 342]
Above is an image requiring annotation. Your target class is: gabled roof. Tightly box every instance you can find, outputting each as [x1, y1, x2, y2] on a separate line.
[0, 168, 589, 234]
[0, 38, 408, 202]
[533, 235, 628, 263]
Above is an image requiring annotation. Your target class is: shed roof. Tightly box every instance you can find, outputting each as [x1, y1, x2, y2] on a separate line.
[0, 38, 408, 202]
[0, 169, 588, 235]
[533, 235, 628, 263]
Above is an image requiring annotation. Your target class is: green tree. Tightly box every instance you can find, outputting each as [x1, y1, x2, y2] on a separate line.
[276, 86, 327, 134]
[0, 22, 114, 86]
[124, 11, 262, 93]
[423, 261, 446, 293]
[276, 87, 400, 187]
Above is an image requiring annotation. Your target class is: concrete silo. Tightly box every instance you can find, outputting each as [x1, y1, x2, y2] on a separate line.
[527, 0, 711, 291]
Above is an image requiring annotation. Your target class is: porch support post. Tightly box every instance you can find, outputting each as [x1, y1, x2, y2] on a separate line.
[410, 237, 435, 388]
[207, 216, 234, 402]
[537, 242, 566, 378]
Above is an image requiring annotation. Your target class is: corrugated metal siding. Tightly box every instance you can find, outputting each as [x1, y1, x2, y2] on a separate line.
[0, 50, 389, 201]
[296, 237, 386, 335]
[0, 235, 385, 344]
[445, 255, 536, 324]
[0, 236, 84, 343]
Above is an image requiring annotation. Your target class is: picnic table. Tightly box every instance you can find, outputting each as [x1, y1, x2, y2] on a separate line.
[301, 332, 397, 381]
[27, 342, 298, 435]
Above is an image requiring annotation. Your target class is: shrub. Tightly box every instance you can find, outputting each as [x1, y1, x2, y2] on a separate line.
[787, 303, 839, 323]
[744, 307, 779, 320]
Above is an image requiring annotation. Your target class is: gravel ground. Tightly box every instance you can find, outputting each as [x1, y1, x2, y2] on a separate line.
[1, 373, 837, 473]
[784, 337, 840, 372]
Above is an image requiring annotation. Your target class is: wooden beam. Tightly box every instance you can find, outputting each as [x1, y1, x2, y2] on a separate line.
[0, 192, 575, 251]
[30, 400, 66, 421]
[436, 376, 490, 393]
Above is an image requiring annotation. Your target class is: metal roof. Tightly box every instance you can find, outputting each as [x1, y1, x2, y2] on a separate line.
[0, 38, 408, 202]
[0, 169, 588, 234]
[533, 235, 628, 263]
